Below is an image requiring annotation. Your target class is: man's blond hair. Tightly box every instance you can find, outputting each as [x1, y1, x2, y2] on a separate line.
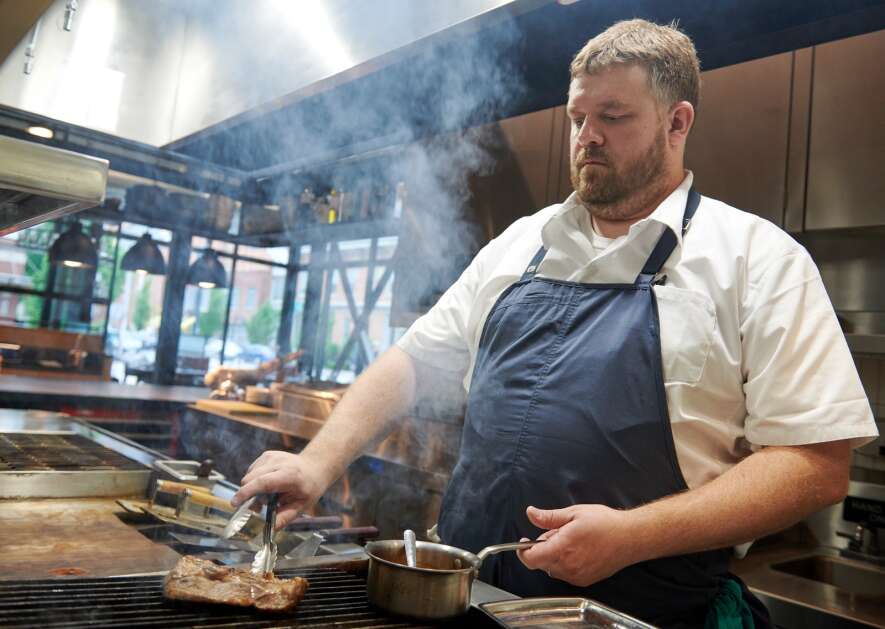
[570, 19, 700, 110]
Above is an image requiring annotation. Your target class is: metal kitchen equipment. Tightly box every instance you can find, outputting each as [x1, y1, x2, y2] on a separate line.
[153, 458, 225, 488]
[404, 529, 417, 568]
[0, 565, 503, 628]
[0, 135, 108, 236]
[223, 495, 258, 539]
[284, 531, 325, 562]
[251, 493, 279, 576]
[365, 538, 540, 620]
[479, 597, 658, 629]
[0, 411, 152, 498]
[274, 380, 347, 428]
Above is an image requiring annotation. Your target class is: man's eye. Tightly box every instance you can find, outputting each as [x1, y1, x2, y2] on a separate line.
[572, 118, 585, 128]
[602, 115, 622, 122]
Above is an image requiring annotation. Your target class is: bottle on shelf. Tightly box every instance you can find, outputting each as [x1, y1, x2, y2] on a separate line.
[327, 189, 339, 224]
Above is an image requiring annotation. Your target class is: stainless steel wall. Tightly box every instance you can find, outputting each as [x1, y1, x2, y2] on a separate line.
[0, 0, 514, 147]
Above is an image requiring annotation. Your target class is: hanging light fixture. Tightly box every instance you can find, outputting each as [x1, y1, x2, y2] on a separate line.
[121, 233, 166, 275]
[187, 248, 227, 289]
[48, 221, 98, 268]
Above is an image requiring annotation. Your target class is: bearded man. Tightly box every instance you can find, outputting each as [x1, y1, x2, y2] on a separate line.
[234, 19, 877, 628]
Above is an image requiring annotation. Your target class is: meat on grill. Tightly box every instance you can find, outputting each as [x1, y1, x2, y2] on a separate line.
[163, 555, 308, 612]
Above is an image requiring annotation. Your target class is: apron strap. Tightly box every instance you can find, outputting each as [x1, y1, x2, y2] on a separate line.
[521, 246, 548, 281]
[635, 187, 701, 285]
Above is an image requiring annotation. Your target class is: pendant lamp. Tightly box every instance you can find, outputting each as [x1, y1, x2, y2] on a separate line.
[48, 221, 98, 269]
[121, 233, 166, 275]
[187, 249, 227, 289]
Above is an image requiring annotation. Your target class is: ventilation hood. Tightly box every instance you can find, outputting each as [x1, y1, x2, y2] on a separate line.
[0, 134, 108, 236]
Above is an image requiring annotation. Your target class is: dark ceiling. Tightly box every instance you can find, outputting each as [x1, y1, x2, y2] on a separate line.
[167, 0, 885, 177]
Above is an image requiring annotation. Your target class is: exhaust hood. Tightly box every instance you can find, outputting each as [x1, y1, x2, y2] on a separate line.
[0, 134, 108, 237]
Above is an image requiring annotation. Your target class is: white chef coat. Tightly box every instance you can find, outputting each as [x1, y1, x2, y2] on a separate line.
[397, 172, 878, 489]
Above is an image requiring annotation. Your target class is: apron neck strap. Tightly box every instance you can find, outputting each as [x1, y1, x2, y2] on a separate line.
[520, 188, 700, 284]
[635, 187, 700, 285]
[521, 246, 548, 281]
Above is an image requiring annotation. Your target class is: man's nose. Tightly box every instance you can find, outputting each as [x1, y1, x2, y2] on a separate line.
[577, 120, 603, 147]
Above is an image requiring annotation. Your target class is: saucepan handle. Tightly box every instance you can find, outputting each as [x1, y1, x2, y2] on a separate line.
[476, 540, 541, 565]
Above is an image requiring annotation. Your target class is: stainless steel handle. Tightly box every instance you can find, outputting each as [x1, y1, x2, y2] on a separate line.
[264, 494, 279, 545]
[476, 540, 541, 564]
[404, 529, 417, 568]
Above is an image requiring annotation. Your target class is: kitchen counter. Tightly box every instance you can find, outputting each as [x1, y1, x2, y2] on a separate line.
[0, 374, 204, 405]
[0, 498, 182, 580]
[732, 542, 885, 627]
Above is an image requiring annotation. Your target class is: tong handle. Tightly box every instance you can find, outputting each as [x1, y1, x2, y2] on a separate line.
[264, 494, 279, 544]
[155, 480, 214, 496]
[183, 489, 234, 512]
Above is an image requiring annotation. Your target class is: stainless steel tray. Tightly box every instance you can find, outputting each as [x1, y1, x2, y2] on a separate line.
[479, 597, 657, 629]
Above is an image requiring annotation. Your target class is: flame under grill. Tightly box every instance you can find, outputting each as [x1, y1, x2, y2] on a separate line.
[0, 567, 495, 628]
[0, 434, 145, 472]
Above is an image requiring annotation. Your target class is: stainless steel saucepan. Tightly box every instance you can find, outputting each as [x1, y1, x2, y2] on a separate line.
[365, 538, 539, 620]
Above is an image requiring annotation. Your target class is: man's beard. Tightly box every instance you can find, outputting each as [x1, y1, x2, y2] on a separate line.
[570, 129, 668, 221]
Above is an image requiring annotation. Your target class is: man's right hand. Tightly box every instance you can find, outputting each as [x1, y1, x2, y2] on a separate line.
[231, 450, 332, 529]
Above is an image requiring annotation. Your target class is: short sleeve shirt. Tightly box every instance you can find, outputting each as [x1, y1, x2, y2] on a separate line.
[397, 172, 878, 489]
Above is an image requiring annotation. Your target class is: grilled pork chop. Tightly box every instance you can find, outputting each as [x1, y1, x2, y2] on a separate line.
[163, 555, 308, 612]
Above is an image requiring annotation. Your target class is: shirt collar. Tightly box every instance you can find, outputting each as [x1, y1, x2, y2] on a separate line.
[543, 171, 695, 248]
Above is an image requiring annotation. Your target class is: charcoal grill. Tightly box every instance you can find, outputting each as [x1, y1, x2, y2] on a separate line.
[0, 433, 145, 471]
[0, 566, 500, 628]
[0, 411, 155, 498]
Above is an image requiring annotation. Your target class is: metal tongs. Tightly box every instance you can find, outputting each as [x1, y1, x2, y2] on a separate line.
[251, 494, 279, 577]
[222, 493, 280, 576]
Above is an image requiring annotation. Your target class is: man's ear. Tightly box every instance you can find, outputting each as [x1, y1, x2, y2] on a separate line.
[667, 101, 694, 148]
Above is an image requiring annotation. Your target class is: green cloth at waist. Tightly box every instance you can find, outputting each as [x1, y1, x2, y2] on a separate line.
[704, 579, 754, 629]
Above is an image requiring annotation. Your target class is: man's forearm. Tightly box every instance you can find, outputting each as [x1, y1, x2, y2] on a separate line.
[299, 346, 418, 486]
[629, 440, 851, 564]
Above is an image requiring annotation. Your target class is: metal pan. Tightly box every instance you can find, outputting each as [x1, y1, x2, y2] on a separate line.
[365, 539, 538, 620]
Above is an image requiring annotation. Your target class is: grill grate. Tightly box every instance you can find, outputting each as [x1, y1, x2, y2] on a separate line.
[0, 567, 499, 628]
[0, 434, 145, 472]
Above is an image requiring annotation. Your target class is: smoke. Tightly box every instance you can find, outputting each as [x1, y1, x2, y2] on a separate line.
[177, 3, 530, 367]
[144, 4, 531, 537]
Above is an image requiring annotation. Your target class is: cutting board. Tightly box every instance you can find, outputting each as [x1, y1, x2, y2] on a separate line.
[0, 498, 181, 579]
[194, 399, 277, 417]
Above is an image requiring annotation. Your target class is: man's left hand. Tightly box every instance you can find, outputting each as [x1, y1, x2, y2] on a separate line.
[517, 504, 642, 587]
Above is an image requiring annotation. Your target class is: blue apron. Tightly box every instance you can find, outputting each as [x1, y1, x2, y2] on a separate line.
[438, 189, 768, 627]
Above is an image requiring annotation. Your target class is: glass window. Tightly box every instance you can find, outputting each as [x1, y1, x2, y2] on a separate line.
[271, 275, 284, 304]
[0, 219, 115, 338]
[0, 223, 54, 293]
[178, 253, 233, 377]
[0, 291, 38, 327]
[224, 257, 284, 371]
[299, 244, 312, 266]
[376, 236, 398, 261]
[120, 222, 172, 243]
[105, 237, 169, 384]
[315, 237, 398, 383]
[335, 238, 372, 264]
[191, 236, 235, 255]
[238, 244, 289, 265]
[290, 269, 309, 351]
